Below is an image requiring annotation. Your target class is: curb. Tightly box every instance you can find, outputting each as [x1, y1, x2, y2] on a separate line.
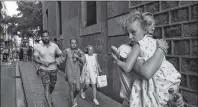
[17, 61, 28, 107]
[31, 63, 122, 106]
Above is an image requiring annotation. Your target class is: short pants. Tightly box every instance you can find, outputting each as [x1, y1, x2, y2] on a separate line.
[40, 69, 58, 87]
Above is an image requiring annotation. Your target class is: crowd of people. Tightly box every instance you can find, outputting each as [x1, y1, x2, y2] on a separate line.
[1, 48, 9, 62]
[33, 11, 184, 107]
[18, 46, 33, 61]
[0, 44, 34, 63]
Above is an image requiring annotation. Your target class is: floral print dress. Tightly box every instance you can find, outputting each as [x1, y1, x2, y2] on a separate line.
[129, 35, 181, 107]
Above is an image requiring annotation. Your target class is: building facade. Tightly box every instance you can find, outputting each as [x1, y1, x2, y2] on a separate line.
[42, 1, 198, 106]
[0, 1, 10, 49]
[0, 1, 7, 48]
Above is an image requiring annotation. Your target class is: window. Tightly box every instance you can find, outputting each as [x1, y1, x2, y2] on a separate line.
[58, 1, 62, 35]
[86, 1, 97, 26]
[80, 1, 102, 36]
[46, 9, 48, 19]
[46, 9, 49, 30]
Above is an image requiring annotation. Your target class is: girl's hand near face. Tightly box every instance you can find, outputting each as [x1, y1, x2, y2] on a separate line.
[111, 53, 119, 63]
[111, 46, 120, 63]
[111, 46, 120, 57]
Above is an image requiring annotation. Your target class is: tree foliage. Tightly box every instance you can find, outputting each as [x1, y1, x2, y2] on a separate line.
[4, 1, 43, 38]
[0, 1, 4, 32]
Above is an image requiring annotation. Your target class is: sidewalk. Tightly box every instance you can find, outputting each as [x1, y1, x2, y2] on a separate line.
[1, 62, 16, 107]
[19, 61, 122, 107]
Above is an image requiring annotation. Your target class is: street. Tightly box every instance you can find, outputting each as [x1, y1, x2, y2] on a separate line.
[1, 1, 197, 107]
[1, 62, 16, 107]
[19, 61, 122, 107]
[1, 61, 122, 107]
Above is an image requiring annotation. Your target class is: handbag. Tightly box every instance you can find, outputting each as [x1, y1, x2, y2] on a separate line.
[97, 75, 107, 88]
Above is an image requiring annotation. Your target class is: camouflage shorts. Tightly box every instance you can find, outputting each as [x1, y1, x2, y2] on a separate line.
[40, 69, 58, 87]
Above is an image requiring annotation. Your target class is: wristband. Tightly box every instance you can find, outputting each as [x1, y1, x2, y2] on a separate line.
[157, 46, 167, 55]
[158, 46, 167, 55]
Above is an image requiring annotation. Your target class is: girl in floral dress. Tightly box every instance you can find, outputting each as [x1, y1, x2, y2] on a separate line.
[80, 45, 102, 106]
[112, 11, 181, 107]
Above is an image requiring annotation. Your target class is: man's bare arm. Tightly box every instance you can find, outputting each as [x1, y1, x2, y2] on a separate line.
[54, 45, 65, 64]
[34, 55, 46, 66]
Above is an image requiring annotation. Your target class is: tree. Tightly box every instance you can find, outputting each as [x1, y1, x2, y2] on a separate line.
[4, 1, 43, 38]
[0, 1, 4, 33]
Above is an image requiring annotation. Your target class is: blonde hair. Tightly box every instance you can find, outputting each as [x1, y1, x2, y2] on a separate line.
[142, 12, 155, 35]
[85, 45, 94, 54]
[142, 12, 154, 26]
[121, 11, 146, 33]
[142, 12, 153, 18]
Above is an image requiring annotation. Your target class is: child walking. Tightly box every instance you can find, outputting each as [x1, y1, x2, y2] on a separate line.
[80, 45, 102, 106]
[112, 11, 181, 107]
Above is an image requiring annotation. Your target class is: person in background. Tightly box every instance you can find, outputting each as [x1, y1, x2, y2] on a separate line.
[3, 48, 9, 62]
[19, 48, 24, 61]
[54, 38, 61, 48]
[54, 38, 61, 59]
[35, 39, 40, 44]
[27, 46, 33, 61]
[54, 38, 58, 44]
[34, 39, 41, 75]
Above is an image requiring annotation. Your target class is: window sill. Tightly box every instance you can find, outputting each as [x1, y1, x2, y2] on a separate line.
[80, 1, 102, 36]
[80, 23, 102, 36]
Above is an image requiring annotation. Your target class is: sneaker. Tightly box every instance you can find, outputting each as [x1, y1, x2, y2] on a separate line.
[81, 89, 85, 99]
[51, 102, 54, 107]
[72, 104, 77, 107]
[72, 103, 77, 107]
[93, 99, 99, 106]
[72, 98, 77, 107]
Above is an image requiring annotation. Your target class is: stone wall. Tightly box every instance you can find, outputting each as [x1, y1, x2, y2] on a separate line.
[42, 1, 198, 106]
[107, 1, 198, 106]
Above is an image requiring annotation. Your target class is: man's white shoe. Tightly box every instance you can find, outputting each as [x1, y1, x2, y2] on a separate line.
[93, 99, 99, 106]
[81, 89, 85, 99]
